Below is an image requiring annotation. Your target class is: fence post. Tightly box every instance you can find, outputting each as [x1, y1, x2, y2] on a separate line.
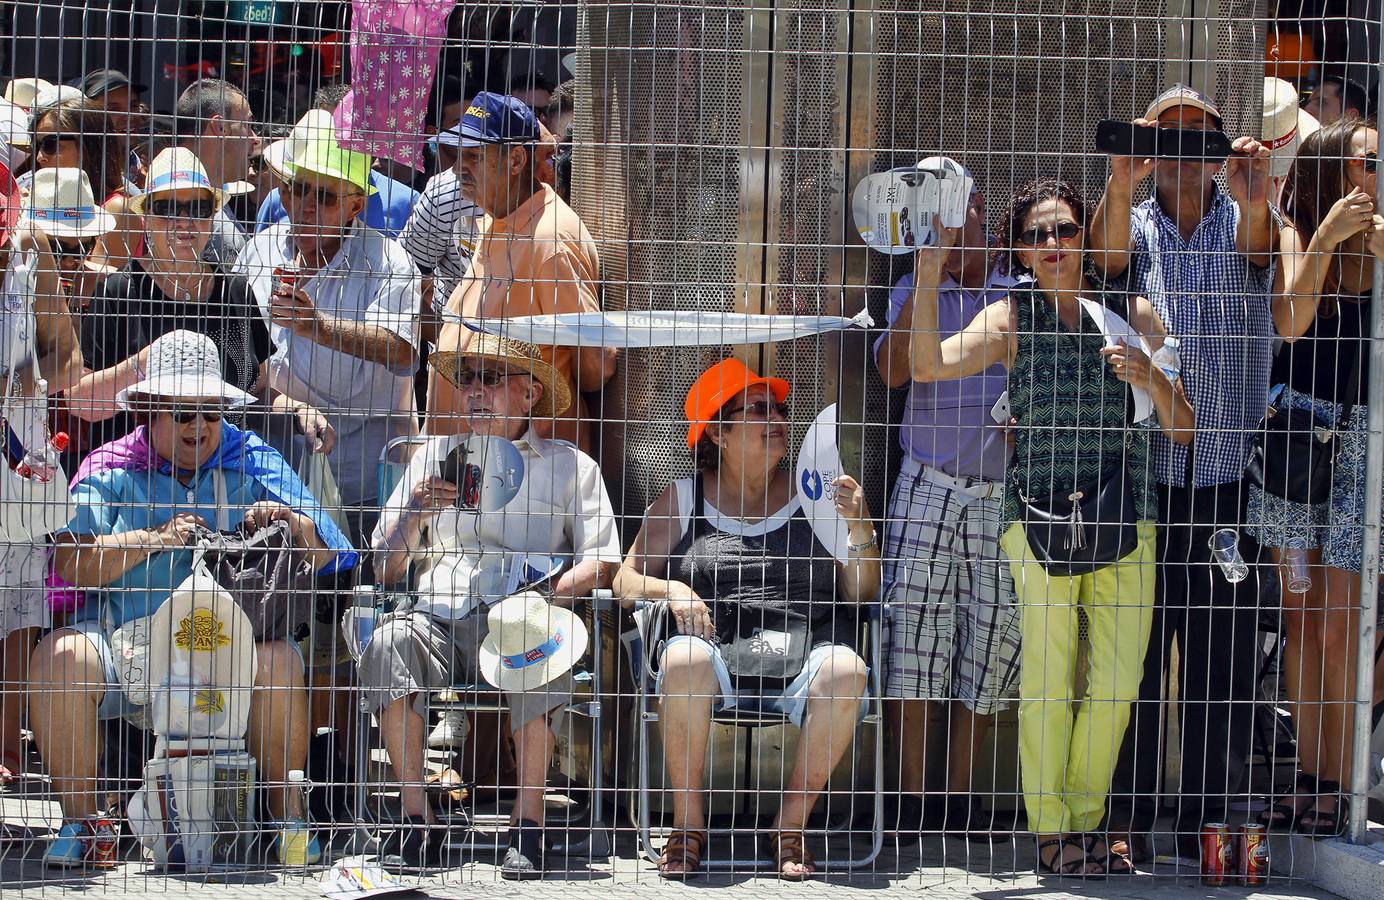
[1349, 22, 1384, 841]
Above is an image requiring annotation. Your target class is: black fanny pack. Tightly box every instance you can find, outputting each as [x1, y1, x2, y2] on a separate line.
[1020, 467, 1139, 575]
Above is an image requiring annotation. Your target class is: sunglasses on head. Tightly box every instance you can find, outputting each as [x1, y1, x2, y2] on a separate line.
[36, 133, 79, 155]
[455, 367, 526, 387]
[146, 197, 216, 219]
[723, 399, 790, 420]
[287, 179, 358, 208]
[1364, 151, 1378, 173]
[167, 409, 224, 425]
[1018, 222, 1081, 245]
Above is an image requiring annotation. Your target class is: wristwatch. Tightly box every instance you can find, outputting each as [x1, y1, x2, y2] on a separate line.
[848, 530, 878, 553]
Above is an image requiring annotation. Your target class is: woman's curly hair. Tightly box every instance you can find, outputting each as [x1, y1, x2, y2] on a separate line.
[993, 178, 1092, 276]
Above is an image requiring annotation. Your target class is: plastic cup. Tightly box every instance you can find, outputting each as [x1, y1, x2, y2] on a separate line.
[1208, 528, 1249, 583]
[1281, 543, 1311, 594]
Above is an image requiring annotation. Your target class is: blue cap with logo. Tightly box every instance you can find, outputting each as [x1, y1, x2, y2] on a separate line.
[433, 92, 540, 148]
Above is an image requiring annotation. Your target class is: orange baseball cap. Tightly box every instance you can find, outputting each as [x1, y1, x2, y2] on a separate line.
[684, 358, 790, 448]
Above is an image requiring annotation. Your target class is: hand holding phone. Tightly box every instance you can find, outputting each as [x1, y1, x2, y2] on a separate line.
[1095, 119, 1233, 162]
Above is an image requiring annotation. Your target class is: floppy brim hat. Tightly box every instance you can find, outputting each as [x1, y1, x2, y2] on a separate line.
[684, 357, 790, 448]
[430, 333, 573, 419]
[477, 592, 589, 692]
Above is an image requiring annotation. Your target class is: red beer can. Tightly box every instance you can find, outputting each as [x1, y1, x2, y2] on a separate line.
[1200, 822, 1233, 886]
[91, 817, 119, 867]
[1239, 823, 1269, 886]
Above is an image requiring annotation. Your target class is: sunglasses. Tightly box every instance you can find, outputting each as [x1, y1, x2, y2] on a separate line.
[167, 409, 224, 425]
[146, 198, 216, 219]
[1018, 222, 1081, 245]
[723, 400, 790, 420]
[35, 133, 80, 155]
[52, 237, 96, 262]
[287, 179, 359, 208]
[1365, 151, 1378, 173]
[455, 368, 527, 387]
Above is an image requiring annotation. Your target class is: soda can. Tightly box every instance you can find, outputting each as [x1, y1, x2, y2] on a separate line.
[1200, 822, 1232, 886]
[1239, 823, 1269, 886]
[91, 817, 119, 867]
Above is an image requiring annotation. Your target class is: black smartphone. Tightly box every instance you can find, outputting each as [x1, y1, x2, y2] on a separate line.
[438, 446, 482, 509]
[1095, 119, 1233, 161]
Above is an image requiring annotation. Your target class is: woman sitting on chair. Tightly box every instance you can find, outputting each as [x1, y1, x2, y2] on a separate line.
[614, 358, 880, 881]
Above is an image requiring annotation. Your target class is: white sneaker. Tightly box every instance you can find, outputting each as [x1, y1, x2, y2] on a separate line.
[427, 710, 470, 749]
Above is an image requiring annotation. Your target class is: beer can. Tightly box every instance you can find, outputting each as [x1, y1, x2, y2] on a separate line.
[1200, 822, 1233, 886]
[1239, 823, 1269, 886]
[91, 817, 119, 867]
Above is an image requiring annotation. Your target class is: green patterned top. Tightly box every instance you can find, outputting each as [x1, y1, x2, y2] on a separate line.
[1001, 285, 1155, 525]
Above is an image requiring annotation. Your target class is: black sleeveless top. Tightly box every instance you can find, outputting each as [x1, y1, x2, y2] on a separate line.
[1272, 291, 1371, 406]
[666, 474, 857, 651]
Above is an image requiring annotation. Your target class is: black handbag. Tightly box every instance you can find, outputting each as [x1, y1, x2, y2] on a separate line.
[195, 521, 317, 642]
[1246, 362, 1358, 505]
[1020, 467, 1140, 575]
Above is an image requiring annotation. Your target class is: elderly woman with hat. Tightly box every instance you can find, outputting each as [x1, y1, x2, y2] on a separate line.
[363, 335, 621, 878]
[29, 330, 355, 868]
[613, 358, 878, 881]
[0, 156, 83, 786]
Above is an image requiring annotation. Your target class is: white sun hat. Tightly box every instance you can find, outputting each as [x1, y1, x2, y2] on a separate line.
[17, 167, 117, 239]
[478, 592, 588, 692]
[259, 109, 335, 182]
[1264, 76, 1321, 179]
[128, 146, 225, 216]
[116, 329, 257, 410]
[3, 78, 54, 111]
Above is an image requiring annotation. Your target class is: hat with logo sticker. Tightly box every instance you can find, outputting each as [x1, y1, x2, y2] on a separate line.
[434, 92, 541, 148]
[478, 591, 588, 691]
[17, 167, 117, 239]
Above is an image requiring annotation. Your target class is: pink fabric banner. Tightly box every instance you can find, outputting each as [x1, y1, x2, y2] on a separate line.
[334, 0, 454, 172]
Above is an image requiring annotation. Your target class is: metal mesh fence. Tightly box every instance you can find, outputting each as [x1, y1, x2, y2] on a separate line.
[0, 0, 1381, 893]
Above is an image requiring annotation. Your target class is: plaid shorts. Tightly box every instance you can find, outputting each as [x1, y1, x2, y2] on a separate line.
[883, 460, 1021, 714]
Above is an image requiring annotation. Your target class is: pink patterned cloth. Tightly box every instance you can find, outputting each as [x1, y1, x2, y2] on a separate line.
[333, 0, 454, 172]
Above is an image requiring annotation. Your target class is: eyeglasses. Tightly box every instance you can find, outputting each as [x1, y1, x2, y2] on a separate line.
[36, 133, 80, 155]
[455, 368, 527, 387]
[723, 400, 790, 420]
[1018, 222, 1081, 245]
[287, 179, 360, 208]
[168, 409, 224, 425]
[1364, 151, 1378, 173]
[52, 237, 96, 263]
[146, 198, 216, 219]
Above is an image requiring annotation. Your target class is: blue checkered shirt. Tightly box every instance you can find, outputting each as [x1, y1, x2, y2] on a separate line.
[1125, 188, 1274, 488]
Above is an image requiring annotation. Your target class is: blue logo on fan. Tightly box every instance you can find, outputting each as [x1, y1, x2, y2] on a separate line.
[801, 469, 823, 501]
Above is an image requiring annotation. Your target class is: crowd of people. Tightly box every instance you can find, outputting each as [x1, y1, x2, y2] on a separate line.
[0, 59, 1381, 883]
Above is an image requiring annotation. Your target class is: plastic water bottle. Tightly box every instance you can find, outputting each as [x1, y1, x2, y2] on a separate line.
[15, 431, 68, 483]
[277, 770, 312, 866]
[1152, 336, 1182, 382]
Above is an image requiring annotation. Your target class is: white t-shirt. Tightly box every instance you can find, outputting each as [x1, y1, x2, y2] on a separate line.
[237, 220, 421, 506]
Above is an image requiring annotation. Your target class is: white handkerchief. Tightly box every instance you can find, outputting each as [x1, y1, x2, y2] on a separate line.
[1078, 298, 1153, 423]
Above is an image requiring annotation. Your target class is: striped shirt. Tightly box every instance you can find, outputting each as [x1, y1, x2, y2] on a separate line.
[399, 170, 481, 312]
[1125, 187, 1274, 488]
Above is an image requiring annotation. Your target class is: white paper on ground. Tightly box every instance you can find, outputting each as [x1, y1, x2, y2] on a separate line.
[1077, 298, 1153, 423]
[447, 308, 873, 348]
[795, 403, 851, 563]
[319, 856, 420, 899]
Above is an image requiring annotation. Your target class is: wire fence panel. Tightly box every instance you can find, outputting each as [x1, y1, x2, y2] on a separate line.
[0, 0, 1382, 894]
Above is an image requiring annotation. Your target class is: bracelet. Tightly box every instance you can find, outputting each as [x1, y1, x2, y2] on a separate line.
[848, 530, 878, 553]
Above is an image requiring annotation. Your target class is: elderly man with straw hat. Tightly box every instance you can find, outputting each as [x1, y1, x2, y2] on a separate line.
[362, 335, 620, 878]
[236, 112, 421, 548]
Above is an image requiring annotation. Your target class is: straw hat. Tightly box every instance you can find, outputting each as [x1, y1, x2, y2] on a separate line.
[684, 357, 790, 448]
[478, 592, 588, 691]
[262, 109, 377, 196]
[116, 330, 256, 410]
[3, 78, 54, 111]
[128, 147, 225, 216]
[1264, 76, 1320, 179]
[17, 167, 117, 239]
[430, 333, 572, 418]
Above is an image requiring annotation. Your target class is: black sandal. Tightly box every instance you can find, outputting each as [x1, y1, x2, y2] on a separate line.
[1081, 833, 1136, 875]
[1297, 779, 1349, 837]
[1036, 837, 1099, 876]
[1259, 772, 1318, 831]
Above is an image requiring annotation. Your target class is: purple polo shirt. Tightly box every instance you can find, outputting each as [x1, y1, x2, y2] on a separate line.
[873, 268, 1021, 482]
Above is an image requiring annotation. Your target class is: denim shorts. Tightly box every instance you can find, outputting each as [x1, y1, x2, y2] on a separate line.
[655, 637, 869, 728]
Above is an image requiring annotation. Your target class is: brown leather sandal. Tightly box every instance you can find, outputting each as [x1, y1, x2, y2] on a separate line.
[657, 829, 708, 880]
[763, 830, 816, 881]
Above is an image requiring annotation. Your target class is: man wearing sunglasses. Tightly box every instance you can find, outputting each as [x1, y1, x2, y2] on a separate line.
[174, 79, 262, 273]
[1089, 85, 1277, 861]
[427, 93, 616, 455]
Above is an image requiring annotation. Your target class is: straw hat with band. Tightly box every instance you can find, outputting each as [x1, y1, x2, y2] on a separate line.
[684, 357, 790, 449]
[128, 146, 225, 216]
[17, 167, 117, 240]
[1263, 76, 1321, 180]
[116, 330, 257, 411]
[478, 591, 589, 692]
[430, 334, 572, 419]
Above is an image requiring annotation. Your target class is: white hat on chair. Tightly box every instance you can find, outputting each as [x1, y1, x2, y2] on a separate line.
[478, 592, 588, 692]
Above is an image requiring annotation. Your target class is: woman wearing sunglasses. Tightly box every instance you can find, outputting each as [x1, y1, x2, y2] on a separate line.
[1250, 115, 1384, 837]
[614, 358, 878, 881]
[910, 179, 1194, 876]
[32, 329, 356, 867]
[66, 147, 334, 459]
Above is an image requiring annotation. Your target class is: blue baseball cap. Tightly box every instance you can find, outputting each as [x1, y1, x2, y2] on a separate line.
[433, 92, 540, 148]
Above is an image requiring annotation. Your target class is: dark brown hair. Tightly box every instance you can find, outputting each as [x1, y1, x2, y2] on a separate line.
[1282, 114, 1371, 310]
[31, 99, 128, 198]
[994, 178, 1091, 275]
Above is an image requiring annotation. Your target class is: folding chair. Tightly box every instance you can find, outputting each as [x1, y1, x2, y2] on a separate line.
[629, 600, 884, 871]
[350, 436, 613, 859]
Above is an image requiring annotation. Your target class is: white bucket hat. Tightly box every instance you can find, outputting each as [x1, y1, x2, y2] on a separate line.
[1264, 76, 1321, 179]
[17, 167, 117, 238]
[128, 146, 225, 216]
[116, 329, 257, 410]
[478, 592, 588, 691]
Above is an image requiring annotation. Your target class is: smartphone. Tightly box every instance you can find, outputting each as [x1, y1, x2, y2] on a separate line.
[990, 390, 1012, 425]
[438, 446, 483, 509]
[1095, 119, 1233, 161]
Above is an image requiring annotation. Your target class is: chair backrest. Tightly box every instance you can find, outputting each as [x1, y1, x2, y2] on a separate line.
[376, 435, 434, 510]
